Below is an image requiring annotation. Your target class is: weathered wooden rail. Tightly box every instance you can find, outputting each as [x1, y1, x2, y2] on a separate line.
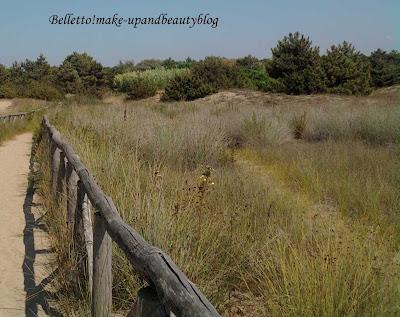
[0, 108, 47, 122]
[41, 116, 219, 317]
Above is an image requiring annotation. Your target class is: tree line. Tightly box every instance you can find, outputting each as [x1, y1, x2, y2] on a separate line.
[0, 32, 399, 101]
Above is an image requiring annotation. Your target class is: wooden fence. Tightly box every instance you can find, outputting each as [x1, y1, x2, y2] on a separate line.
[0, 108, 47, 122]
[41, 116, 220, 317]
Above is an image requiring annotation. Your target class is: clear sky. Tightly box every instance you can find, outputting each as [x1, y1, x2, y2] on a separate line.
[0, 0, 398, 66]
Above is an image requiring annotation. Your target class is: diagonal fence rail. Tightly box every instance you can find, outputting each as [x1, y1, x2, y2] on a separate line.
[41, 116, 219, 317]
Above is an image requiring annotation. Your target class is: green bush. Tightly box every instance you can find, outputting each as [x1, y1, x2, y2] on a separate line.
[244, 69, 283, 92]
[23, 81, 63, 101]
[162, 73, 216, 101]
[125, 76, 157, 100]
[162, 57, 197, 69]
[114, 68, 189, 92]
[0, 80, 63, 100]
[269, 32, 326, 94]
[192, 57, 250, 90]
[0, 84, 17, 98]
[322, 42, 372, 95]
[236, 55, 264, 71]
[113, 60, 136, 74]
[135, 59, 164, 71]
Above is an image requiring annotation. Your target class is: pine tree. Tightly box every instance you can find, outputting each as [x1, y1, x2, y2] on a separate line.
[0, 64, 8, 85]
[322, 41, 372, 95]
[57, 61, 83, 94]
[22, 54, 51, 81]
[369, 49, 400, 87]
[269, 32, 326, 94]
[62, 52, 107, 93]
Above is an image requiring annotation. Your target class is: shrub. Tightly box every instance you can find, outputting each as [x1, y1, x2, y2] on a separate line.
[135, 59, 163, 71]
[162, 73, 216, 101]
[125, 76, 157, 100]
[113, 60, 136, 74]
[192, 57, 250, 90]
[236, 55, 264, 70]
[244, 69, 283, 92]
[114, 68, 189, 92]
[269, 32, 326, 94]
[0, 84, 17, 98]
[162, 57, 197, 69]
[322, 42, 372, 95]
[24, 81, 63, 101]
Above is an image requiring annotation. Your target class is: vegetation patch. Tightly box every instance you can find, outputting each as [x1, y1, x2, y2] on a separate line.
[35, 86, 399, 316]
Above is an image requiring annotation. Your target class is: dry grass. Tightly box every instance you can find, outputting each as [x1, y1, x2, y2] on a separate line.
[0, 99, 49, 145]
[35, 86, 400, 316]
[0, 116, 42, 145]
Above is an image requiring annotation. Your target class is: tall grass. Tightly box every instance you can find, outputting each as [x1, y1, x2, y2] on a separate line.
[0, 99, 49, 145]
[303, 104, 400, 144]
[36, 87, 400, 316]
[114, 68, 190, 91]
[0, 115, 41, 145]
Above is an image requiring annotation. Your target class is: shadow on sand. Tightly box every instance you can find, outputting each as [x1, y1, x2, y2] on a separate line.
[22, 156, 63, 317]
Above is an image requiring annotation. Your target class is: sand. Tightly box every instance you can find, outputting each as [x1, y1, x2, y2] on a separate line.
[0, 100, 13, 114]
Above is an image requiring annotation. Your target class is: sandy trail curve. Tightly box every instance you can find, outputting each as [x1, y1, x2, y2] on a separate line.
[0, 133, 54, 316]
[0, 100, 13, 114]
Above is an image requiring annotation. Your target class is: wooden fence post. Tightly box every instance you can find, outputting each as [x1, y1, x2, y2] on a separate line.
[92, 212, 112, 317]
[51, 145, 61, 195]
[135, 287, 168, 317]
[74, 180, 85, 273]
[82, 197, 94, 301]
[57, 151, 66, 198]
[47, 128, 52, 164]
[66, 161, 79, 230]
[75, 182, 94, 300]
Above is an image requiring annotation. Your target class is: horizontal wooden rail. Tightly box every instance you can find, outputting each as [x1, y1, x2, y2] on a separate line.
[42, 116, 219, 317]
[0, 107, 47, 122]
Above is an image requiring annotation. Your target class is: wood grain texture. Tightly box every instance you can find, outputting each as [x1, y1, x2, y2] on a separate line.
[92, 212, 112, 317]
[136, 287, 168, 317]
[82, 196, 94, 301]
[51, 146, 61, 196]
[66, 161, 79, 230]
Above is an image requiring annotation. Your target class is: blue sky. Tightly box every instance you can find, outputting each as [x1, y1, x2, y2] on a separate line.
[0, 0, 398, 66]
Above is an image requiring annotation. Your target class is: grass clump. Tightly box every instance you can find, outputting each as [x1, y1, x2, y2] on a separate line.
[290, 111, 307, 139]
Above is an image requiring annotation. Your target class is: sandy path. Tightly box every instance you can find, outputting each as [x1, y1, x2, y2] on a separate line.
[0, 100, 13, 114]
[0, 133, 55, 316]
[0, 133, 32, 315]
